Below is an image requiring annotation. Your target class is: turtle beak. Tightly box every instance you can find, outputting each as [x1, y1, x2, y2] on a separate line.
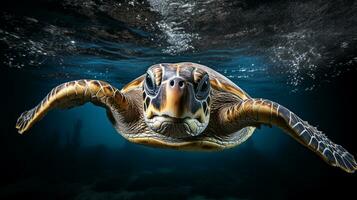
[162, 77, 188, 118]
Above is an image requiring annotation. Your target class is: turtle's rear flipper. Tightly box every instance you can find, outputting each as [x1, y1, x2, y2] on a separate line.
[221, 98, 357, 173]
[16, 80, 128, 134]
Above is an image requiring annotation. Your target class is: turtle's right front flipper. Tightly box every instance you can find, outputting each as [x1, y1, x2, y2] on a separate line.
[16, 80, 129, 134]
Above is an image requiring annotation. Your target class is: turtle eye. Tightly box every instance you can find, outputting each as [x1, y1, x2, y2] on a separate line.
[145, 73, 156, 95]
[196, 75, 210, 99]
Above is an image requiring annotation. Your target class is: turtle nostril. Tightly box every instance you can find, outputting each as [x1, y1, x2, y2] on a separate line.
[169, 79, 185, 88]
[178, 80, 184, 88]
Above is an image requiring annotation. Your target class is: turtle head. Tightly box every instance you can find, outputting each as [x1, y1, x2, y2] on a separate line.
[143, 63, 211, 137]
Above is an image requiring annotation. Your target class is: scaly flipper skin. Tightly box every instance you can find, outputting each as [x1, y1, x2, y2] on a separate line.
[16, 80, 128, 134]
[15, 63, 356, 174]
[221, 98, 357, 173]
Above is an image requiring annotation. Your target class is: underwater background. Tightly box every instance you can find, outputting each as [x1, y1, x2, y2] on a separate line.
[1, 0, 356, 199]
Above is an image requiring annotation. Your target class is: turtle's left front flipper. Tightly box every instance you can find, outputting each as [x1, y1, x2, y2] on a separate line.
[221, 98, 357, 173]
[16, 80, 130, 134]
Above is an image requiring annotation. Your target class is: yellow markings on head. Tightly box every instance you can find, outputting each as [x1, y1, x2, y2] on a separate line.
[145, 103, 156, 119]
[152, 66, 163, 86]
[142, 63, 214, 137]
[162, 81, 186, 118]
[193, 68, 206, 83]
[176, 64, 181, 76]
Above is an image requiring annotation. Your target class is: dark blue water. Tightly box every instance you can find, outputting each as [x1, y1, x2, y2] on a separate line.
[1, 0, 356, 199]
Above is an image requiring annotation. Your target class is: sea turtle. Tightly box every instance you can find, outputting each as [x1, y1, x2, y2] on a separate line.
[16, 62, 356, 173]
